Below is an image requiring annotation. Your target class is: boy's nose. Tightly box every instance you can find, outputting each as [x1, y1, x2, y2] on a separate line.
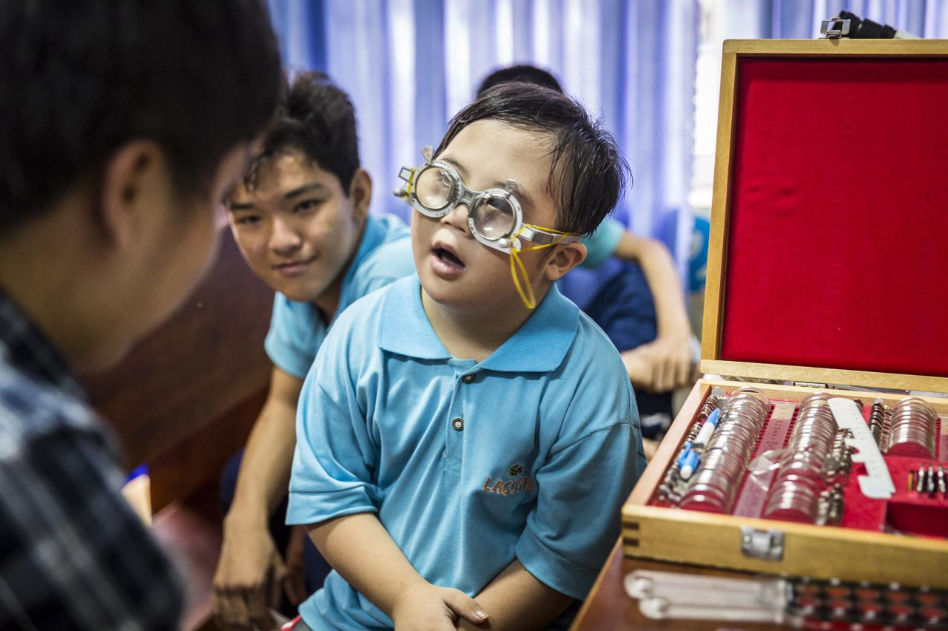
[270, 216, 303, 254]
[441, 202, 471, 235]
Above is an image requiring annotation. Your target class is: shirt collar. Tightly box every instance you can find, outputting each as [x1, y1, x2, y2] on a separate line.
[377, 276, 579, 374]
[0, 287, 86, 400]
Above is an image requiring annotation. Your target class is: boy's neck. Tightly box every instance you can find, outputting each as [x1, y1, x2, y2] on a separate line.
[420, 284, 550, 362]
[311, 219, 368, 324]
[313, 277, 343, 326]
[0, 213, 101, 372]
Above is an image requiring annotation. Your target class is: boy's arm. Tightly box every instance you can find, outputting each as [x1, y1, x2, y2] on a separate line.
[509, 361, 644, 617]
[612, 230, 695, 392]
[306, 513, 489, 630]
[212, 367, 304, 630]
[456, 560, 573, 631]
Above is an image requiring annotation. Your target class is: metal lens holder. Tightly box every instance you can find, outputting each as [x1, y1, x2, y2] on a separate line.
[680, 387, 771, 514]
[763, 394, 839, 523]
[885, 397, 937, 458]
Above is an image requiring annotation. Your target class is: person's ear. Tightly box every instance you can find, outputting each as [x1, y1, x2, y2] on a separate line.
[348, 168, 373, 222]
[544, 241, 586, 281]
[99, 141, 166, 249]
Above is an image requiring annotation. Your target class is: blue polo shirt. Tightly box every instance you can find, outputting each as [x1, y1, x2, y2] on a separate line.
[264, 214, 414, 378]
[287, 275, 645, 630]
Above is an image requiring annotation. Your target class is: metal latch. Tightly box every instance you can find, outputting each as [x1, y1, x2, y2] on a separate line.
[740, 526, 784, 562]
[820, 18, 851, 38]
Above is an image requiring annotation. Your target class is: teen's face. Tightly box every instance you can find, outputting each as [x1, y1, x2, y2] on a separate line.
[411, 120, 559, 311]
[227, 150, 368, 303]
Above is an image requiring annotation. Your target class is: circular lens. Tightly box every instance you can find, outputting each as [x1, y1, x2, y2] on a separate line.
[473, 195, 516, 240]
[416, 166, 455, 211]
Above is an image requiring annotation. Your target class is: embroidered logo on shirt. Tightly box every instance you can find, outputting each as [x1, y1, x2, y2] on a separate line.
[482, 464, 533, 496]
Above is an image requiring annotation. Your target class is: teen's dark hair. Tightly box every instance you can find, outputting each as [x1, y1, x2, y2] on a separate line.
[437, 83, 628, 236]
[0, 0, 282, 230]
[243, 72, 360, 193]
[477, 64, 563, 96]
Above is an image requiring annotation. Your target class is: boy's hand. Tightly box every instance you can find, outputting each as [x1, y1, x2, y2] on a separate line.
[621, 334, 696, 393]
[391, 582, 489, 630]
[212, 518, 286, 630]
[284, 525, 309, 605]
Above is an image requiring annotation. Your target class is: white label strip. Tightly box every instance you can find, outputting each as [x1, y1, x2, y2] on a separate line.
[733, 402, 796, 518]
[830, 398, 894, 499]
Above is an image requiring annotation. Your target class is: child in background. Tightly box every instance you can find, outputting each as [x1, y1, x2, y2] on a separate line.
[286, 83, 645, 630]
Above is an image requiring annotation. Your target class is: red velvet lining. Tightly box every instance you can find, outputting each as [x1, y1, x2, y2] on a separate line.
[843, 457, 948, 537]
[720, 58, 948, 376]
[653, 399, 947, 538]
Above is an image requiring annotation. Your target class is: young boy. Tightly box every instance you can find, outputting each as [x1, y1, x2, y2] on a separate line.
[286, 83, 646, 630]
[213, 72, 415, 629]
[479, 65, 697, 447]
[0, 1, 281, 629]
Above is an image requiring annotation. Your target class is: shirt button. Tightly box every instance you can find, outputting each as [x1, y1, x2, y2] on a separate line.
[452, 417, 464, 431]
[462, 374, 475, 384]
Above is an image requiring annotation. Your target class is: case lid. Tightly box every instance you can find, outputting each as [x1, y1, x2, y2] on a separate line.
[701, 40, 948, 392]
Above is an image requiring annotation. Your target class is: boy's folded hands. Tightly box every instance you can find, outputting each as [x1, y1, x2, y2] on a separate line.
[391, 581, 489, 631]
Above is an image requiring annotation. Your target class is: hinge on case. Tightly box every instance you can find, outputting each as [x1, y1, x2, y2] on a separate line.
[793, 381, 828, 389]
[820, 17, 851, 39]
[740, 526, 785, 562]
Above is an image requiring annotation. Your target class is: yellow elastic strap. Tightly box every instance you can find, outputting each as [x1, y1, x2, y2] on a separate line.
[509, 225, 569, 310]
[406, 168, 416, 197]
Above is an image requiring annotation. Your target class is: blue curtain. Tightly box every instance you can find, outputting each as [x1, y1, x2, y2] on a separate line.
[722, 0, 948, 39]
[266, 0, 700, 273]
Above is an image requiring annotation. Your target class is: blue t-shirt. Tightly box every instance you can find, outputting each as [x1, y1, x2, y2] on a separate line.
[263, 214, 414, 378]
[287, 275, 645, 630]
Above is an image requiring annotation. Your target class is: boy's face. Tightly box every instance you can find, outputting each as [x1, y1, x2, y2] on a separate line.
[411, 119, 563, 311]
[227, 150, 368, 303]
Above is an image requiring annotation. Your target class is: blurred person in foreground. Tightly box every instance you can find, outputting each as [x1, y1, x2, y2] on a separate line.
[0, 2, 281, 629]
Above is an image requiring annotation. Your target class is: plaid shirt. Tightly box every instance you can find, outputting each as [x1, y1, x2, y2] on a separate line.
[0, 289, 183, 630]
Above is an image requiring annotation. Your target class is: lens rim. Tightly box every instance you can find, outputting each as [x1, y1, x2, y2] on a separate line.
[469, 192, 519, 242]
[413, 163, 460, 214]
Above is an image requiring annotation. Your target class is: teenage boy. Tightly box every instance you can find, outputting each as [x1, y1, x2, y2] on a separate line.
[213, 72, 415, 630]
[286, 83, 645, 631]
[0, 1, 281, 629]
[480, 65, 696, 444]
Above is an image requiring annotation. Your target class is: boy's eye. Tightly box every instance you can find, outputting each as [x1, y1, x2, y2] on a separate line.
[235, 214, 262, 226]
[294, 199, 323, 213]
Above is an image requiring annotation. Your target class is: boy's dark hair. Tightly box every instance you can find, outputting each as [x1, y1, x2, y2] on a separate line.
[0, 0, 282, 231]
[243, 72, 360, 193]
[477, 64, 563, 97]
[437, 83, 629, 236]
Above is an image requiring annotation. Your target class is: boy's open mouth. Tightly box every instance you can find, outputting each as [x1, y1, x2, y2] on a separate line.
[432, 245, 465, 270]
